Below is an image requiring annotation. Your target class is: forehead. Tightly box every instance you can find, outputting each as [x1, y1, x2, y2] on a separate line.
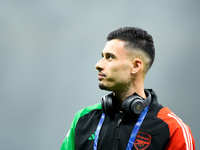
[102, 39, 130, 56]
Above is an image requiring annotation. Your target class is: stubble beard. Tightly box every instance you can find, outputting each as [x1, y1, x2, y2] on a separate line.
[98, 83, 108, 90]
[98, 82, 115, 92]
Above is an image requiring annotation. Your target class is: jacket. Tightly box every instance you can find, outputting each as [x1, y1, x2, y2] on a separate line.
[60, 90, 195, 150]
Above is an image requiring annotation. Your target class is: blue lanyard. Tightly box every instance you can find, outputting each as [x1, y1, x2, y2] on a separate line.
[93, 105, 149, 150]
[93, 113, 105, 150]
[126, 105, 149, 150]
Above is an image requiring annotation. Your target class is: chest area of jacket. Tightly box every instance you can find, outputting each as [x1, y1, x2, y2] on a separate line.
[75, 110, 169, 150]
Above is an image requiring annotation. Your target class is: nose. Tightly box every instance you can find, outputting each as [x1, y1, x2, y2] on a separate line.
[95, 59, 104, 71]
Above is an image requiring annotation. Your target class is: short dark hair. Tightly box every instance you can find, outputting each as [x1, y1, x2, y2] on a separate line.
[107, 27, 155, 71]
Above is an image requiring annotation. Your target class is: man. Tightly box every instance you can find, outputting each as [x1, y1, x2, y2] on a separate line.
[60, 27, 195, 150]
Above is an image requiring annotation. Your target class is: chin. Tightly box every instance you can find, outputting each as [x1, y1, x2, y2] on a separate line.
[98, 83, 113, 91]
[98, 83, 108, 90]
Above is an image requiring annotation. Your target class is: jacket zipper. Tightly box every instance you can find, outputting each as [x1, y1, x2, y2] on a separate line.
[112, 118, 122, 150]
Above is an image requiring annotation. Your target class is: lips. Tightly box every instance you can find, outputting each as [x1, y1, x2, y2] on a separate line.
[98, 72, 106, 80]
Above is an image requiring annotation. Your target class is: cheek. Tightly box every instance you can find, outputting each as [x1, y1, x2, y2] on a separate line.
[113, 64, 132, 77]
[120, 63, 132, 72]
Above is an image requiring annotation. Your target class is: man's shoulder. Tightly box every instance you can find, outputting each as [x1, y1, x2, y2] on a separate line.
[157, 107, 189, 131]
[75, 103, 102, 119]
[71, 103, 102, 129]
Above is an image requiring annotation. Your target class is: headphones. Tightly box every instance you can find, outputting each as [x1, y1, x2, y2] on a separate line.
[101, 90, 151, 116]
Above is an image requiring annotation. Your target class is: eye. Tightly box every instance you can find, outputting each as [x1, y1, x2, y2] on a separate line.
[105, 53, 114, 60]
[106, 54, 112, 59]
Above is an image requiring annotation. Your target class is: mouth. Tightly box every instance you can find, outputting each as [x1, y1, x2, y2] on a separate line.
[98, 72, 106, 80]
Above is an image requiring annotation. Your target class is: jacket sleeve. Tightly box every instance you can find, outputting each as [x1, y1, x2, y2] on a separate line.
[164, 112, 195, 150]
[157, 107, 195, 150]
[60, 108, 86, 150]
[60, 121, 76, 150]
[165, 123, 195, 150]
[60, 110, 82, 150]
[60, 103, 102, 150]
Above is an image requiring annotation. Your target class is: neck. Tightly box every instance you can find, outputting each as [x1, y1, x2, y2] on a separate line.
[114, 80, 146, 109]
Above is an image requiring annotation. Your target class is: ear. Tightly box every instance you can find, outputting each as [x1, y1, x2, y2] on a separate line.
[131, 58, 142, 74]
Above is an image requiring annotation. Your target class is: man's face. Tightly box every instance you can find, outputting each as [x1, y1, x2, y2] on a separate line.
[95, 39, 134, 92]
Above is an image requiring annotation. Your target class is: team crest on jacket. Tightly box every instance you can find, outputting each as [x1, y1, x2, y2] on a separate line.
[134, 132, 151, 150]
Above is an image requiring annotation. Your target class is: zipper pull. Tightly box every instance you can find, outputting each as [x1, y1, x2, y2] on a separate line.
[113, 118, 123, 150]
[116, 118, 122, 128]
